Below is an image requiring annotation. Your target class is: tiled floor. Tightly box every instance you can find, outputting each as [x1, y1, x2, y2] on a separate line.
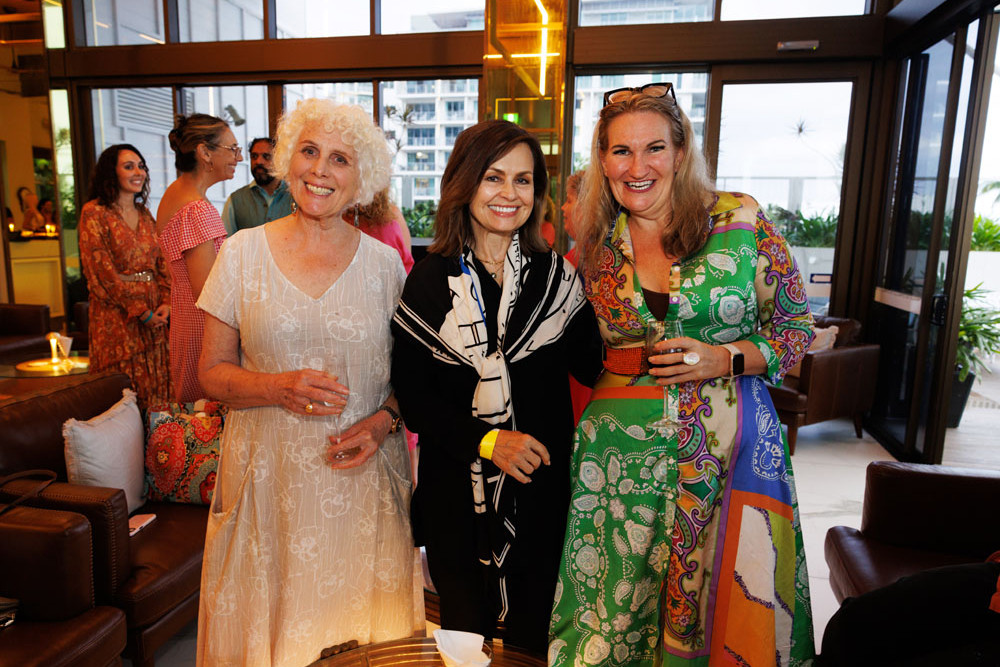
[138, 417, 891, 666]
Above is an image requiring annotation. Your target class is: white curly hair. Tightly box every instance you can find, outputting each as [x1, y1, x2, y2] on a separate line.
[272, 98, 391, 208]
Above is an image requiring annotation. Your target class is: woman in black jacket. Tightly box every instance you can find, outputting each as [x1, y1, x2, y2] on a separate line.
[391, 120, 602, 653]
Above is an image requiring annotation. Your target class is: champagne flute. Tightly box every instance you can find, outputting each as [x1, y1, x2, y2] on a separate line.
[645, 320, 684, 437]
[323, 356, 357, 461]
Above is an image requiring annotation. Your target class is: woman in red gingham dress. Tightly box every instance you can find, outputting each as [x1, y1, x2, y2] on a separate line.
[156, 113, 238, 402]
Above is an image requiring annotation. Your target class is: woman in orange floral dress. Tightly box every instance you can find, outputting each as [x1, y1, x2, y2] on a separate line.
[79, 144, 171, 409]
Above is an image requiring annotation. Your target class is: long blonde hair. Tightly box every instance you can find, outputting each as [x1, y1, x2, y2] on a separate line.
[577, 91, 714, 272]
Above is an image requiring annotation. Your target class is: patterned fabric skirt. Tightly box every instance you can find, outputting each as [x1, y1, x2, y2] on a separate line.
[549, 375, 815, 666]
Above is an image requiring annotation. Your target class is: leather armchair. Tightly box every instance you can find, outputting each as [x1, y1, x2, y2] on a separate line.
[767, 315, 880, 453]
[0, 502, 127, 666]
[825, 461, 1000, 603]
[0, 372, 208, 667]
[0, 303, 51, 362]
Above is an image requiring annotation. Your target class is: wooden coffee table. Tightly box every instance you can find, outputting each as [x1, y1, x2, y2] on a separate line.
[307, 637, 545, 667]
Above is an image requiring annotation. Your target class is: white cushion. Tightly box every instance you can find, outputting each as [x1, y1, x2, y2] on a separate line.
[786, 325, 839, 379]
[63, 388, 145, 513]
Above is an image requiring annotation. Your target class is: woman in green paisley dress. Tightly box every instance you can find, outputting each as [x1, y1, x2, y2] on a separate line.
[548, 84, 816, 666]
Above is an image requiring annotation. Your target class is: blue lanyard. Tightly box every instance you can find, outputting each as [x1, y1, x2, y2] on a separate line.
[459, 254, 487, 324]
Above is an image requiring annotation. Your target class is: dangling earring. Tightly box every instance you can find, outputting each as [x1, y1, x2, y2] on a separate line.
[353, 204, 360, 228]
[291, 200, 298, 213]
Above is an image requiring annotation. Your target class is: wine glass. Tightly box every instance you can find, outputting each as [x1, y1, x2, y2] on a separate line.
[645, 320, 684, 437]
[323, 357, 357, 461]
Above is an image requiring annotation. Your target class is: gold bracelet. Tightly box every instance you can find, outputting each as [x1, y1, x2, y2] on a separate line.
[478, 429, 500, 460]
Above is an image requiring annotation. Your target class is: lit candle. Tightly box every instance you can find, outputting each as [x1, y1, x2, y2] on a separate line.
[49, 337, 60, 363]
[7, 222, 12, 233]
[45, 223, 56, 235]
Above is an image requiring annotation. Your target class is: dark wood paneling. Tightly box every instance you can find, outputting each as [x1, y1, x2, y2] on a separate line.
[47, 30, 483, 83]
[573, 16, 885, 67]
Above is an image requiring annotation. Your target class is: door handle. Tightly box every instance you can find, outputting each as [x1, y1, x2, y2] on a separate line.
[930, 294, 948, 326]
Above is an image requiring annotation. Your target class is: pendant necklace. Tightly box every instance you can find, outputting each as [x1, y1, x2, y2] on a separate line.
[477, 256, 504, 279]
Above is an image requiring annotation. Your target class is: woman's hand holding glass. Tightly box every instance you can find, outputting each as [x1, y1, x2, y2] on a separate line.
[646, 332, 729, 385]
[324, 414, 389, 469]
[274, 368, 348, 417]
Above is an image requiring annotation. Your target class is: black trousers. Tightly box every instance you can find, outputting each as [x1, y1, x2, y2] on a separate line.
[820, 562, 1000, 666]
[424, 536, 557, 655]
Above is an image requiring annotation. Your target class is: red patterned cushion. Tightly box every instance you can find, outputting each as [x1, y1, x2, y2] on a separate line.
[144, 400, 226, 505]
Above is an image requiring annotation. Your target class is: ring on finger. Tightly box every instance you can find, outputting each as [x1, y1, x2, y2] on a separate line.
[683, 351, 700, 366]
[305, 402, 314, 414]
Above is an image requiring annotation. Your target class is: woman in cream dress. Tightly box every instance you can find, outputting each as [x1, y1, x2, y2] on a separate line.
[195, 99, 422, 666]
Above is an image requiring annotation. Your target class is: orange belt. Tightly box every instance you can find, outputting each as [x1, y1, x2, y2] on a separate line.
[603, 346, 647, 376]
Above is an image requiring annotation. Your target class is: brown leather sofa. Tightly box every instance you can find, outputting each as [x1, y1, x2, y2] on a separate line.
[0, 372, 209, 667]
[767, 315, 880, 453]
[0, 501, 127, 666]
[0, 303, 51, 362]
[825, 461, 1000, 603]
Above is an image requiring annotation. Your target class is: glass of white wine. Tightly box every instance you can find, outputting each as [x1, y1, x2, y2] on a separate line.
[645, 320, 684, 437]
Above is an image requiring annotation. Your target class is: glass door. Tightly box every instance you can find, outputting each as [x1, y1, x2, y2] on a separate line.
[705, 62, 873, 318]
[868, 20, 986, 463]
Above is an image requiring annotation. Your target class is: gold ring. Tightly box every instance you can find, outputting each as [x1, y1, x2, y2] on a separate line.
[305, 403, 314, 414]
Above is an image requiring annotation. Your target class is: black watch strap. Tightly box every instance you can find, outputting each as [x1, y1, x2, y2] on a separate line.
[722, 343, 745, 378]
[378, 405, 403, 433]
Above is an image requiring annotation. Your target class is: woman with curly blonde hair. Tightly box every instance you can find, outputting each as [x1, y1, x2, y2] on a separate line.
[196, 98, 421, 666]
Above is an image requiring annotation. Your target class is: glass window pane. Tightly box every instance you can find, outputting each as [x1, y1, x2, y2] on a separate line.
[284, 82, 375, 115]
[572, 72, 707, 173]
[177, 0, 264, 42]
[717, 81, 853, 315]
[50, 90, 76, 283]
[276, 0, 369, 37]
[721, 0, 867, 21]
[379, 0, 484, 34]
[178, 85, 271, 208]
[43, 1, 66, 49]
[578, 0, 712, 27]
[380, 78, 479, 237]
[91, 87, 175, 215]
[80, 0, 166, 46]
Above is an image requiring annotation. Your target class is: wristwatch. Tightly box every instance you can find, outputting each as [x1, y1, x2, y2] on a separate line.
[722, 343, 745, 378]
[378, 405, 403, 434]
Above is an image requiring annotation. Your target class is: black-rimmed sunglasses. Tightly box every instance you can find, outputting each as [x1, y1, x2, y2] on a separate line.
[603, 82, 676, 107]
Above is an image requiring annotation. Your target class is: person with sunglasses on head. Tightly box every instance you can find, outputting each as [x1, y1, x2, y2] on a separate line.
[157, 113, 238, 402]
[548, 83, 816, 666]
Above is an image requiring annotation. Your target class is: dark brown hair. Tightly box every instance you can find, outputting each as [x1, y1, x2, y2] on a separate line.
[429, 120, 549, 257]
[168, 113, 229, 173]
[87, 144, 151, 209]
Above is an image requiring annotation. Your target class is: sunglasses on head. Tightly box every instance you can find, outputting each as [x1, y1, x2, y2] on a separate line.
[602, 82, 676, 107]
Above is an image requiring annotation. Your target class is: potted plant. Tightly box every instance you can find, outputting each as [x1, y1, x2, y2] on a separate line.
[948, 283, 1000, 427]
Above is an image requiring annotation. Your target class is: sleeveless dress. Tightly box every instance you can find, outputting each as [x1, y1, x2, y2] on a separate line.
[549, 193, 816, 667]
[195, 228, 422, 667]
[158, 199, 226, 402]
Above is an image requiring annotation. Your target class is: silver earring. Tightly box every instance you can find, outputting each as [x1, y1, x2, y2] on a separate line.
[291, 200, 298, 213]
[353, 204, 360, 228]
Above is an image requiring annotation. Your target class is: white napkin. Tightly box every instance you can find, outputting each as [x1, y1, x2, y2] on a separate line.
[433, 629, 491, 667]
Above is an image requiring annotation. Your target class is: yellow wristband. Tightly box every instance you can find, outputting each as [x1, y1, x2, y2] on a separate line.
[478, 429, 500, 460]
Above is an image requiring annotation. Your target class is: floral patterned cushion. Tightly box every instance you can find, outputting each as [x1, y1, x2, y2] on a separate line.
[144, 399, 226, 505]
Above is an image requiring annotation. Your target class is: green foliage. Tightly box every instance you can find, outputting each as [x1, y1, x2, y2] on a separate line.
[402, 200, 436, 238]
[766, 205, 839, 247]
[956, 283, 1000, 382]
[32, 128, 78, 230]
[970, 215, 1000, 251]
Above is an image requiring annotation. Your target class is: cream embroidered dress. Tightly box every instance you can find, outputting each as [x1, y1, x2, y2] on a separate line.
[195, 228, 422, 667]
